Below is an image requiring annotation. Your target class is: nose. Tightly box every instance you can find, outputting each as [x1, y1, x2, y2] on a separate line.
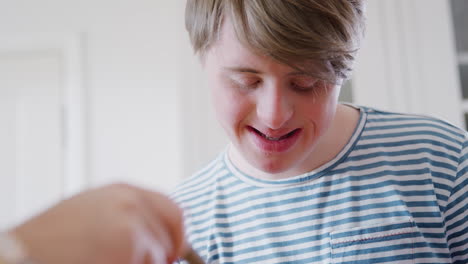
[256, 83, 293, 130]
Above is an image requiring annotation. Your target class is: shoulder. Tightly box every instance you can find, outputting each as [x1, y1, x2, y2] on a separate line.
[358, 106, 467, 148]
[169, 154, 229, 256]
[351, 106, 467, 207]
[170, 153, 225, 208]
[353, 105, 467, 181]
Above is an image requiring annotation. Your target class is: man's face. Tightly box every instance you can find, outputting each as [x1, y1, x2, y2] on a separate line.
[203, 20, 341, 177]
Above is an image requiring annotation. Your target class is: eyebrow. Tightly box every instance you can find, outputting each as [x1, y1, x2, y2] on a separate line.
[223, 66, 313, 77]
[223, 67, 261, 74]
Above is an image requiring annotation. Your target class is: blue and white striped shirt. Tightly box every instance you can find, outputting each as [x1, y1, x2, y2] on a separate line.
[173, 106, 467, 264]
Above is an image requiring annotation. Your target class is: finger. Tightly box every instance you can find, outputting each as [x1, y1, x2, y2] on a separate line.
[147, 239, 167, 264]
[130, 194, 174, 262]
[133, 222, 168, 264]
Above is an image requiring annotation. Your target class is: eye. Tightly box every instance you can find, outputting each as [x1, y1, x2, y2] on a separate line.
[290, 77, 319, 92]
[230, 76, 261, 90]
[291, 82, 313, 92]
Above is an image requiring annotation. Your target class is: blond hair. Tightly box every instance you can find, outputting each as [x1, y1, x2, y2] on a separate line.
[185, 0, 365, 83]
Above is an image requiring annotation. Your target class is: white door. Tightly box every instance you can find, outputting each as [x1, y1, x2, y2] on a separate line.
[0, 51, 64, 229]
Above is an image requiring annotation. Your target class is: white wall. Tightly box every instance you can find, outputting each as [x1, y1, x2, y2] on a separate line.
[0, 0, 189, 193]
[178, 34, 228, 177]
[353, 0, 464, 127]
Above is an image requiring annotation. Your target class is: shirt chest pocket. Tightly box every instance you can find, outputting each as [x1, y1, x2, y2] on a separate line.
[329, 220, 418, 264]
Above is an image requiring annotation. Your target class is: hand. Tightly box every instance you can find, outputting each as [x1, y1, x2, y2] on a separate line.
[11, 183, 185, 264]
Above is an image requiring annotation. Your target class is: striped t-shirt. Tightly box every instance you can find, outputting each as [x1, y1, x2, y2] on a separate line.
[172, 106, 467, 264]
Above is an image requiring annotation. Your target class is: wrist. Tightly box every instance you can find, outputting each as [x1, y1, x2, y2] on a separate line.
[0, 231, 37, 264]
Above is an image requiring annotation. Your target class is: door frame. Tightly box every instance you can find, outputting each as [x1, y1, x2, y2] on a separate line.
[0, 33, 88, 196]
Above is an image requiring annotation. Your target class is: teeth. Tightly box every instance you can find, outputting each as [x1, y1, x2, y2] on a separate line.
[253, 128, 297, 141]
[265, 135, 281, 141]
[261, 129, 297, 141]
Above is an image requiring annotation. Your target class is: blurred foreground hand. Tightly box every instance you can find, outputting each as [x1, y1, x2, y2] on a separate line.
[11, 183, 185, 264]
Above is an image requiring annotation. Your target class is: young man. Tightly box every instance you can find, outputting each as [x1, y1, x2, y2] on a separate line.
[173, 0, 467, 263]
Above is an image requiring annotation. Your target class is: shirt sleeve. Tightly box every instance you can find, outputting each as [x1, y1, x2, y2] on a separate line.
[445, 132, 468, 264]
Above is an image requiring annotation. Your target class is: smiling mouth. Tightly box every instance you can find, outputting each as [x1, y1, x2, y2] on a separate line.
[250, 127, 300, 141]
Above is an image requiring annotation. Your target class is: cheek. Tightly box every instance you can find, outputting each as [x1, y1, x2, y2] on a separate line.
[303, 88, 339, 127]
[210, 81, 251, 130]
